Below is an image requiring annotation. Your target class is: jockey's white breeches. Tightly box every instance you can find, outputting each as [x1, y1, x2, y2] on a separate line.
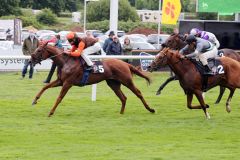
[81, 42, 101, 66]
[199, 46, 218, 66]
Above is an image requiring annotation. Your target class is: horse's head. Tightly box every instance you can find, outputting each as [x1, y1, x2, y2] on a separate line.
[30, 42, 51, 66]
[147, 48, 170, 72]
[161, 33, 186, 50]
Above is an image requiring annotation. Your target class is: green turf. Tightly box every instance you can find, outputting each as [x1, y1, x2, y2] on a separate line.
[0, 71, 240, 160]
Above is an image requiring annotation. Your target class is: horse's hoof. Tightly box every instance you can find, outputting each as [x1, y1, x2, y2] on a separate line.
[48, 112, 54, 117]
[214, 101, 220, 104]
[150, 109, 155, 113]
[32, 100, 37, 106]
[156, 91, 161, 95]
[226, 106, 231, 113]
[205, 104, 210, 108]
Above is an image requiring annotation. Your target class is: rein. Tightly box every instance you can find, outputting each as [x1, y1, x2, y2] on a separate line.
[46, 52, 63, 60]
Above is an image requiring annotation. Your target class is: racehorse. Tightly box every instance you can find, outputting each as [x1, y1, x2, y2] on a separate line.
[155, 33, 240, 104]
[30, 43, 155, 117]
[149, 47, 240, 119]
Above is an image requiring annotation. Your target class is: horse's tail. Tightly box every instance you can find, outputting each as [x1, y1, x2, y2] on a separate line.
[128, 64, 151, 85]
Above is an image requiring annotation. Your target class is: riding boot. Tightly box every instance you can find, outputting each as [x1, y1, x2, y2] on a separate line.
[85, 65, 93, 72]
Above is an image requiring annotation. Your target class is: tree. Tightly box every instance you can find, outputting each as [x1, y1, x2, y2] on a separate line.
[36, 8, 58, 25]
[87, 0, 139, 22]
[0, 0, 21, 16]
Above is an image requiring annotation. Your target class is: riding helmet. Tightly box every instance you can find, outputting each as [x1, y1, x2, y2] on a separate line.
[185, 35, 197, 44]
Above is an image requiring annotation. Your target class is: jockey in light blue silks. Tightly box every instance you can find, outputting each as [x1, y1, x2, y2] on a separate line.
[180, 35, 217, 73]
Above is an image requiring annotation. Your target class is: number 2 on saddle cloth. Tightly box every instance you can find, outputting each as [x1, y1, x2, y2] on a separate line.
[79, 57, 104, 86]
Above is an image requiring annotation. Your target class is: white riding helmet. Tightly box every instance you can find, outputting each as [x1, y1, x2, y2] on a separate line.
[190, 28, 200, 36]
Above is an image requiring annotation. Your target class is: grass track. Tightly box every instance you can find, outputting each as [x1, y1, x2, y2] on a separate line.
[0, 72, 240, 160]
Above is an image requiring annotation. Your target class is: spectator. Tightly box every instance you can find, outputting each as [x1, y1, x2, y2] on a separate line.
[106, 36, 122, 55]
[21, 30, 39, 79]
[103, 31, 115, 52]
[122, 37, 133, 63]
[43, 34, 63, 83]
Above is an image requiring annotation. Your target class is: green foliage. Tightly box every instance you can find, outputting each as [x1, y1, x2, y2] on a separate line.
[36, 9, 58, 25]
[20, 16, 42, 28]
[86, 20, 174, 34]
[135, 0, 159, 10]
[20, 0, 81, 14]
[197, 12, 217, 20]
[181, 0, 196, 12]
[87, 0, 139, 22]
[59, 12, 72, 18]
[0, 0, 22, 17]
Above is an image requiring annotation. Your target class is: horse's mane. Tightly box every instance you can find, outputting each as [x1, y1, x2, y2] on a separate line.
[45, 45, 73, 64]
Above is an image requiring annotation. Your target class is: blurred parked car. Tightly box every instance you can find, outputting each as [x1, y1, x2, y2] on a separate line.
[147, 34, 170, 44]
[105, 30, 125, 37]
[86, 30, 104, 38]
[131, 42, 156, 50]
[76, 32, 86, 38]
[128, 34, 148, 41]
[36, 30, 56, 38]
[119, 35, 147, 44]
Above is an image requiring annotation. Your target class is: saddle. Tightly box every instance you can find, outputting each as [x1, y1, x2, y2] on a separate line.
[79, 58, 105, 86]
[190, 58, 225, 91]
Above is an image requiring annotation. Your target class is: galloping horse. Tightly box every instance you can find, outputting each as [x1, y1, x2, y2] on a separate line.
[155, 33, 240, 104]
[30, 43, 155, 117]
[149, 48, 240, 119]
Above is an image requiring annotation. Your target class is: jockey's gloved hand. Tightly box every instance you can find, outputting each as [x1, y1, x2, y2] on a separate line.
[180, 55, 186, 60]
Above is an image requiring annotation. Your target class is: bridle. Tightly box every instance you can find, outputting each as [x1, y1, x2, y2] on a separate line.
[32, 45, 63, 65]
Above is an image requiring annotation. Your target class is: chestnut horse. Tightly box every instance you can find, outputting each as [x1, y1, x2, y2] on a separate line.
[155, 33, 240, 104]
[30, 43, 155, 117]
[149, 47, 240, 119]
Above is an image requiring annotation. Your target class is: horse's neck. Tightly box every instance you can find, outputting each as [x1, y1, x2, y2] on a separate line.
[167, 55, 193, 78]
[47, 47, 66, 67]
[178, 40, 186, 49]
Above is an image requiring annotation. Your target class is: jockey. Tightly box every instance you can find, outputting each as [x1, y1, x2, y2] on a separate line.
[190, 28, 220, 49]
[180, 35, 218, 72]
[65, 31, 101, 70]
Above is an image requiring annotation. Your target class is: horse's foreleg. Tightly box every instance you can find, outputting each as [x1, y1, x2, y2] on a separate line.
[194, 90, 210, 119]
[186, 93, 202, 109]
[215, 86, 226, 104]
[226, 88, 235, 113]
[48, 83, 72, 117]
[156, 75, 177, 95]
[106, 80, 127, 114]
[32, 79, 62, 105]
[125, 81, 155, 113]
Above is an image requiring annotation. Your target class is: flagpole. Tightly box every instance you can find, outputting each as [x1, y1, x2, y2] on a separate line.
[157, 0, 162, 50]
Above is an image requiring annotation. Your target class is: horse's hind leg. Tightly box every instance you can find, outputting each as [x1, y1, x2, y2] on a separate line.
[48, 83, 72, 117]
[215, 86, 226, 104]
[226, 88, 235, 113]
[194, 90, 210, 119]
[106, 80, 127, 114]
[156, 75, 177, 95]
[124, 81, 155, 113]
[32, 79, 62, 105]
